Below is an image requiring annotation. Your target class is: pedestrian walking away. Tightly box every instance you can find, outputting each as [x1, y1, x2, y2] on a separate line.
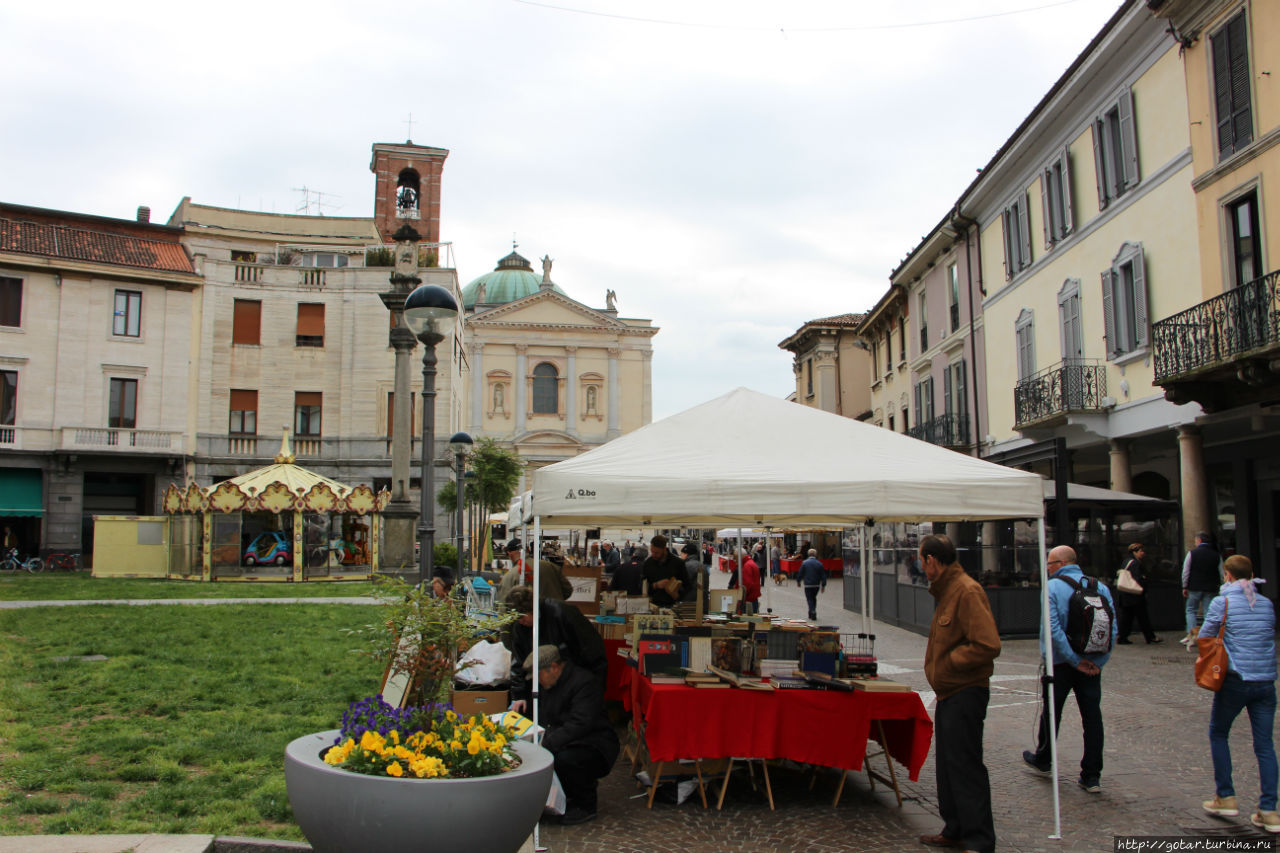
[1022, 545, 1116, 794]
[797, 549, 826, 621]
[1198, 555, 1279, 834]
[1116, 542, 1162, 645]
[1182, 531, 1223, 649]
[919, 533, 1001, 853]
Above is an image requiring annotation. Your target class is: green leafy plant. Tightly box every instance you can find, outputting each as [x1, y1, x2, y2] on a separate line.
[365, 248, 394, 267]
[349, 576, 516, 706]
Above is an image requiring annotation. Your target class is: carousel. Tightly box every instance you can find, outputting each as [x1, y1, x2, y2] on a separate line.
[162, 431, 390, 581]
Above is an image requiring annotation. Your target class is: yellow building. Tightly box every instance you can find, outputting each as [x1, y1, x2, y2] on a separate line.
[854, 288, 912, 433]
[964, 2, 1202, 538]
[1149, 0, 1280, 580]
[778, 313, 871, 420]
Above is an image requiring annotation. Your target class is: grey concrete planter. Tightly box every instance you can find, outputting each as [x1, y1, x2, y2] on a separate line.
[284, 730, 554, 853]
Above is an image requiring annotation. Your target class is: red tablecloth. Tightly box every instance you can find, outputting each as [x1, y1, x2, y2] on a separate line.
[604, 639, 632, 704]
[778, 558, 843, 577]
[632, 674, 932, 781]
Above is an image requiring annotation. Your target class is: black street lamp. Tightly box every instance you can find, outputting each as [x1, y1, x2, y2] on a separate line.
[448, 431, 473, 579]
[403, 283, 459, 588]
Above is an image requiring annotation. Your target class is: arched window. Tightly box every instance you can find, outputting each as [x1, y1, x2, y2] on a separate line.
[532, 363, 558, 414]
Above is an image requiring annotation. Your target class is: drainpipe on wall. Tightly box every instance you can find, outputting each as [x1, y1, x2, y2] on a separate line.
[950, 206, 982, 458]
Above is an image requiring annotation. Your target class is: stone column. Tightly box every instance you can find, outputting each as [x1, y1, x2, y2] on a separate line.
[1109, 440, 1132, 493]
[470, 342, 484, 435]
[378, 282, 421, 576]
[1178, 425, 1211, 550]
[565, 346, 577, 436]
[390, 327, 416, 502]
[515, 345, 528, 435]
[641, 349, 653, 426]
[607, 346, 621, 439]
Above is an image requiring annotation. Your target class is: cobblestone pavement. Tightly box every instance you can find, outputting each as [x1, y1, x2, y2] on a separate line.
[536, 575, 1279, 852]
[7, 579, 1277, 852]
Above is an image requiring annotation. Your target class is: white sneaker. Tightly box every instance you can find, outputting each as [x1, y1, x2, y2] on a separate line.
[1251, 811, 1280, 833]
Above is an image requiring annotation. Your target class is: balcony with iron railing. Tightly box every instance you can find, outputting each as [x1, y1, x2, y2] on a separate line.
[907, 412, 970, 448]
[1013, 359, 1107, 429]
[1152, 269, 1280, 409]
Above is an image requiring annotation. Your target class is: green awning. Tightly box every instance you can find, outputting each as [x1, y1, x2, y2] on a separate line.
[0, 468, 43, 516]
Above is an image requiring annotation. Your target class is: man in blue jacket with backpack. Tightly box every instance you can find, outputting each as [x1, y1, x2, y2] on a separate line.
[1022, 545, 1117, 794]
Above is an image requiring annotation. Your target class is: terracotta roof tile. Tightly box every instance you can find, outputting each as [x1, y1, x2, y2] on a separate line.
[0, 217, 195, 274]
[808, 312, 865, 327]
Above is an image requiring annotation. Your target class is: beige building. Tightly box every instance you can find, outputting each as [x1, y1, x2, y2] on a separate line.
[461, 249, 656, 474]
[0, 203, 202, 556]
[1148, 0, 1280, 581]
[778, 314, 870, 420]
[855, 288, 913, 433]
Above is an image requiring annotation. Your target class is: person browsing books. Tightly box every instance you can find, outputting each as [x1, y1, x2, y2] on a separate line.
[642, 535, 686, 607]
[505, 586, 606, 715]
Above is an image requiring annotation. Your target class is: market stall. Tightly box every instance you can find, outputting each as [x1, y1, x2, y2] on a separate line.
[525, 388, 1065, 826]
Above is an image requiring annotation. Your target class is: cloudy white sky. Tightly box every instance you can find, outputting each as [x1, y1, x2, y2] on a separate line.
[3, 0, 1123, 419]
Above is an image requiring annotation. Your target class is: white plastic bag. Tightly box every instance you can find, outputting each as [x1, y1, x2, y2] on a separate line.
[544, 771, 567, 815]
[455, 640, 512, 686]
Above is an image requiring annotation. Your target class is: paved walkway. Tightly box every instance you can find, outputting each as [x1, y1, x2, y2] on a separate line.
[3, 579, 1276, 851]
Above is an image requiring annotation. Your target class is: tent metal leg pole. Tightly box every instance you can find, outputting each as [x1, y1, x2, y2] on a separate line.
[532, 516, 545, 851]
[764, 526, 772, 614]
[860, 529, 868, 631]
[1038, 516, 1061, 840]
[867, 523, 876, 635]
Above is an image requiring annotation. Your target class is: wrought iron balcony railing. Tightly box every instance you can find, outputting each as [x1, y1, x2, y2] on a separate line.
[907, 412, 970, 447]
[1014, 360, 1106, 428]
[1152, 269, 1280, 383]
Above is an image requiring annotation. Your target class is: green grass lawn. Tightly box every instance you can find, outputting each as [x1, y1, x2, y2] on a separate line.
[0, 572, 376, 601]
[0, 602, 381, 839]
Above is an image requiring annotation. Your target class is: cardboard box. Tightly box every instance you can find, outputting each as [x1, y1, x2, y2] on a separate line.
[451, 688, 509, 717]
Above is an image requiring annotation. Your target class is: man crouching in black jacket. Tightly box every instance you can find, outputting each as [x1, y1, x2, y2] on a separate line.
[527, 645, 619, 825]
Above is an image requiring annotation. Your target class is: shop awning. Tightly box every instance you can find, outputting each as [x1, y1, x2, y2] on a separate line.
[0, 468, 43, 516]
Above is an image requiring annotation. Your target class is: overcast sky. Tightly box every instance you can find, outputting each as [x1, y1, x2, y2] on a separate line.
[3, 0, 1123, 419]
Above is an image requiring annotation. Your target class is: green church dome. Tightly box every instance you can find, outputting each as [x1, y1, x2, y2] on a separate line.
[461, 248, 567, 309]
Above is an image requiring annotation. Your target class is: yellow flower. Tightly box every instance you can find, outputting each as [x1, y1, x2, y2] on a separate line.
[445, 710, 457, 722]
[467, 741, 480, 755]
[386, 762, 404, 777]
[390, 730, 401, 745]
[360, 730, 386, 752]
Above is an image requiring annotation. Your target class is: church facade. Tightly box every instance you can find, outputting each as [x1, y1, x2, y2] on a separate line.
[461, 249, 656, 474]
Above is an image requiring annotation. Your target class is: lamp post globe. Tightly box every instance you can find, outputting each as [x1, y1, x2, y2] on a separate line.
[403, 283, 459, 589]
[448, 431, 473, 579]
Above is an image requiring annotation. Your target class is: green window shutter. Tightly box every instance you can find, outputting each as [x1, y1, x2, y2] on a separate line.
[1017, 197, 1032, 269]
[1212, 24, 1234, 157]
[1091, 121, 1109, 210]
[1228, 13, 1253, 153]
[1041, 168, 1054, 249]
[1060, 147, 1074, 234]
[1002, 208, 1013, 280]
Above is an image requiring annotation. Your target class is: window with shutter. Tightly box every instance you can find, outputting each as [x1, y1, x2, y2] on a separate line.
[1057, 279, 1083, 362]
[952, 361, 968, 417]
[1102, 242, 1147, 359]
[1042, 149, 1073, 247]
[296, 303, 325, 347]
[386, 392, 417, 438]
[1002, 194, 1031, 278]
[947, 264, 960, 333]
[0, 370, 16, 426]
[1015, 310, 1035, 381]
[233, 299, 261, 345]
[943, 370, 953, 417]
[229, 389, 258, 435]
[1212, 11, 1253, 160]
[919, 292, 929, 350]
[1093, 88, 1139, 209]
[295, 392, 322, 436]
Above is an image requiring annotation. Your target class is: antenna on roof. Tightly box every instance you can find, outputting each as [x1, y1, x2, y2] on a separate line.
[404, 112, 414, 143]
[292, 186, 343, 217]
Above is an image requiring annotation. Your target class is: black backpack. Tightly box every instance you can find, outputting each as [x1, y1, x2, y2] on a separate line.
[1054, 574, 1114, 656]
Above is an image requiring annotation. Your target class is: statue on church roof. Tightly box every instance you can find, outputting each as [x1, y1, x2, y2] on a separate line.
[606, 289, 617, 311]
[541, 255, 553, 284]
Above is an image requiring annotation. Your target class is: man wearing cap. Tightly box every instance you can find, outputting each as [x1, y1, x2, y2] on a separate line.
[505, 586, 607, 715]
[526, 645, 619, 825]
[642, 534, 686, 607]
[497, 539, 572, 604]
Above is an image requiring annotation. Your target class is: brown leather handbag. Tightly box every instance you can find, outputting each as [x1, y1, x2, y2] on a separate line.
[1195, 598, 1229, 692]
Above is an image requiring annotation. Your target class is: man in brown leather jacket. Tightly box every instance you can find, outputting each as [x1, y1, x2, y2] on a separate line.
[919, 534, 1001, 853]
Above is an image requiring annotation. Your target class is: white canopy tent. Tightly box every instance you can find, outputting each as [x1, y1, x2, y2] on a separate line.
[523, 388, 1064, 838]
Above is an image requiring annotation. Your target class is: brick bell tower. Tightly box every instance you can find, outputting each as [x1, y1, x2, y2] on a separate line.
[370, 141, 449, 244]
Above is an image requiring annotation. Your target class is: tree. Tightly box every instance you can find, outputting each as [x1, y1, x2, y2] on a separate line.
[437, 438, 524, 571]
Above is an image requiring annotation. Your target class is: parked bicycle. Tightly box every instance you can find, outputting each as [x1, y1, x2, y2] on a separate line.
[46, 552, 80, 571]
[1, 548, 42, 573]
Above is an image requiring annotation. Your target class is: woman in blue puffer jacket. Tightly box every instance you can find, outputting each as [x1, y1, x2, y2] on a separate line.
[1199, 555, 1278, 834]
